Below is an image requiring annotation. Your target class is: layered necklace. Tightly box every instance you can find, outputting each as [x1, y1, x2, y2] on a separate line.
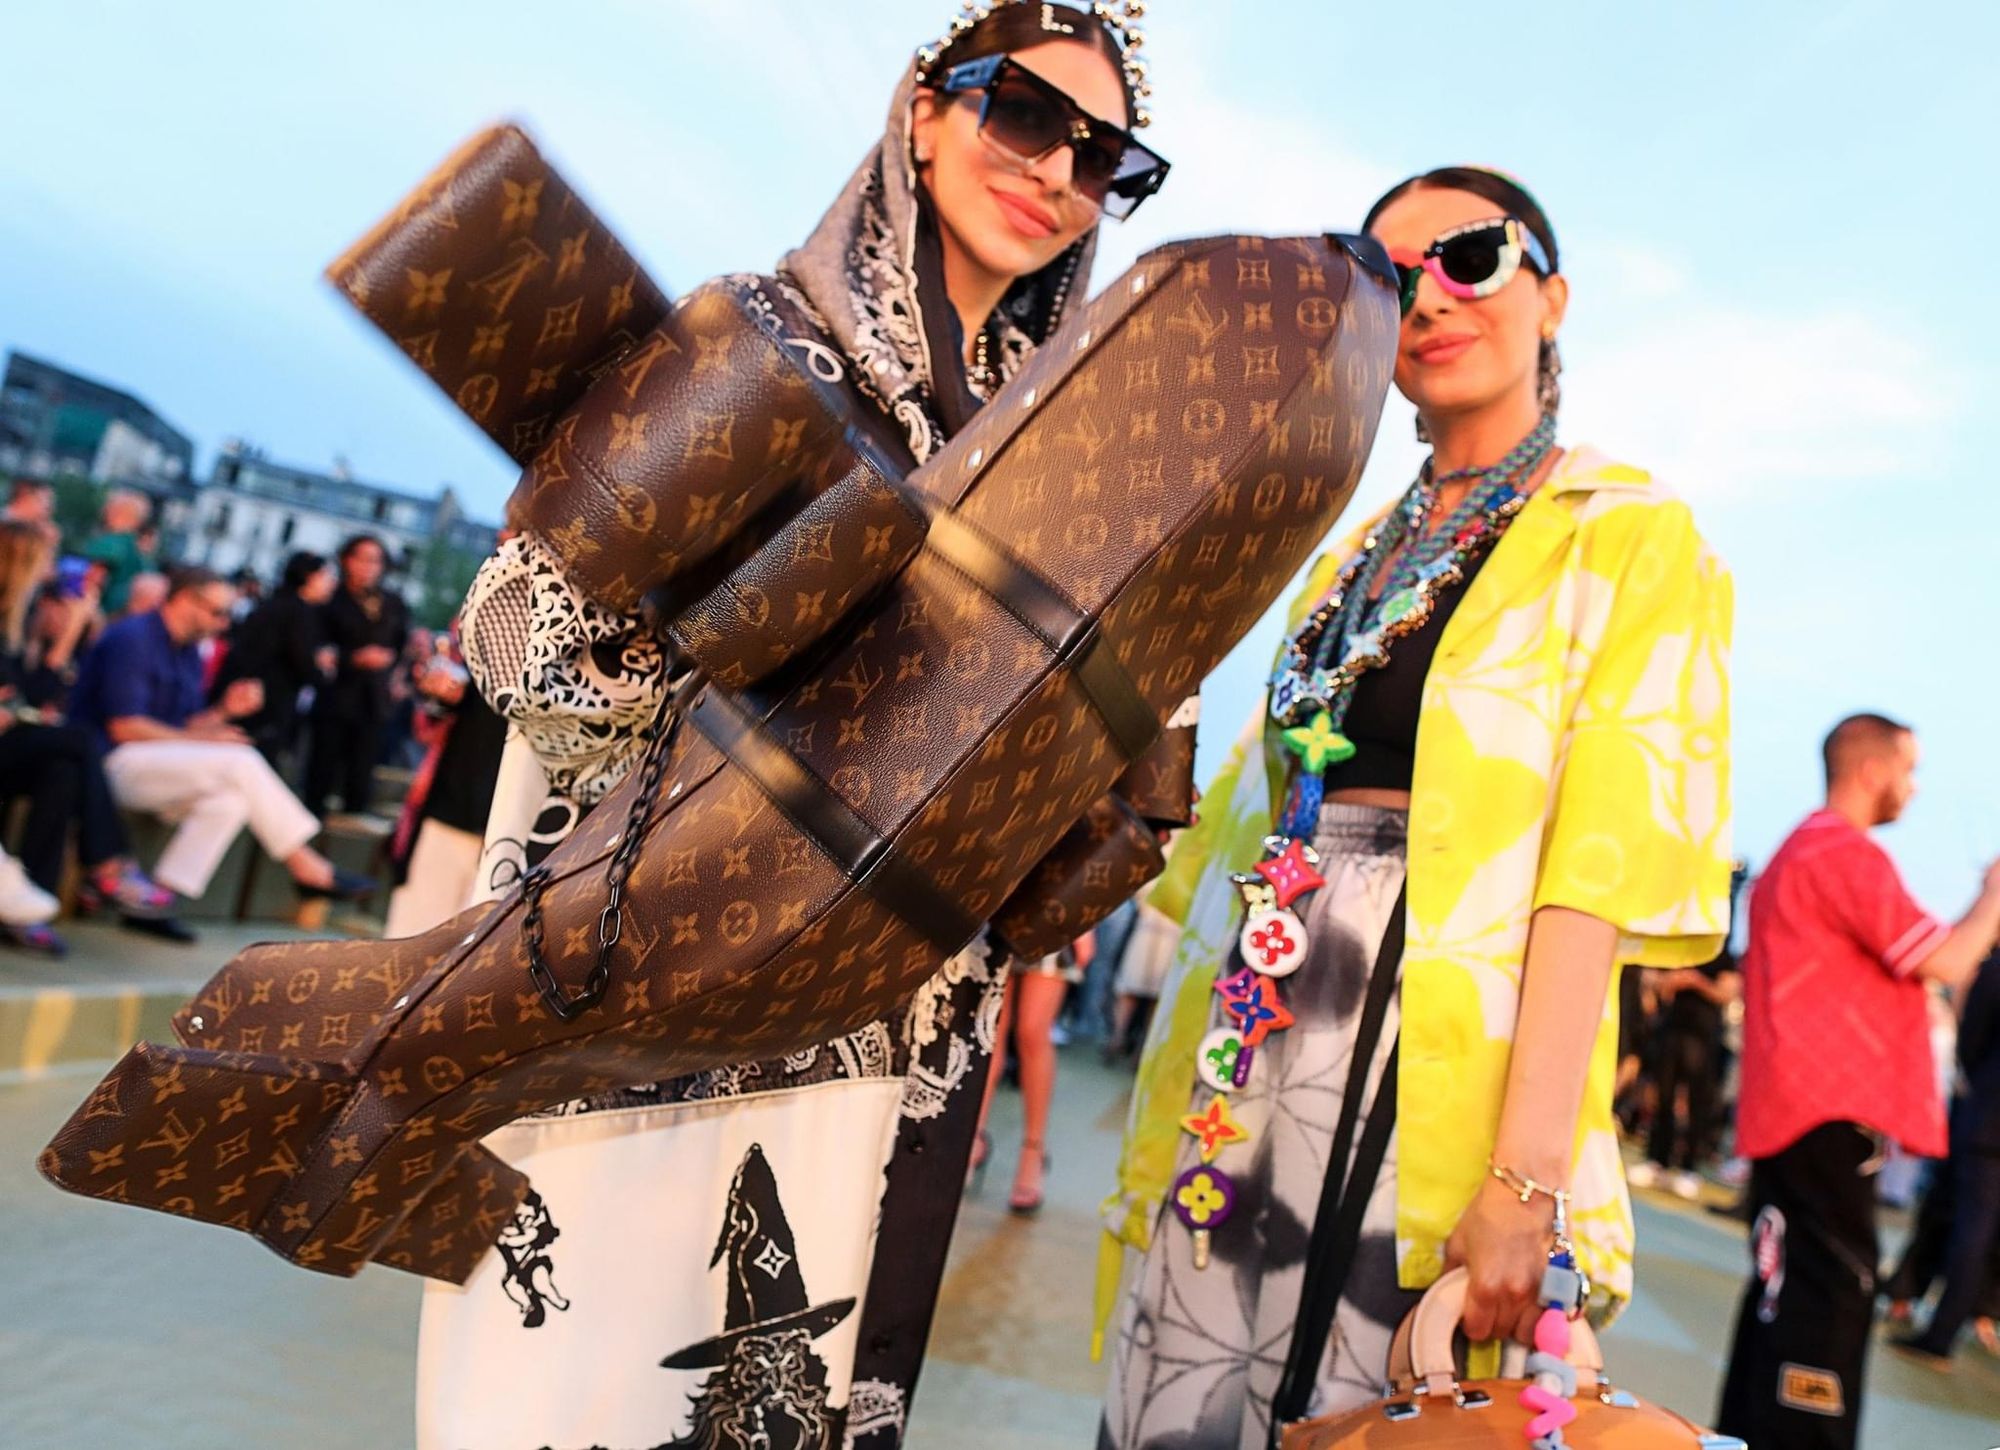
[1165, 414, 1557, 1274]
[1267, 410, 1553, 836]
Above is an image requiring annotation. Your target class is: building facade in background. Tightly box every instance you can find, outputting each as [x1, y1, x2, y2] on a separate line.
[192, 444, 497, 613]
[2, 348, 497, 616]
[0, 349, 195, 486]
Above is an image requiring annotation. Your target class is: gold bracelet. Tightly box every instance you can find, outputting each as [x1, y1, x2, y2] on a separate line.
[1488, 1159, 1572, 1247]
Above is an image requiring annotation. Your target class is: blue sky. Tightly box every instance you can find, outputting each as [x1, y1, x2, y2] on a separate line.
[3, 1, 1996, 910]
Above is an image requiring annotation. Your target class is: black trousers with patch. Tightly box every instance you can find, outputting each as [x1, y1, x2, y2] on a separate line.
[1716, 1121, 1879, 1450]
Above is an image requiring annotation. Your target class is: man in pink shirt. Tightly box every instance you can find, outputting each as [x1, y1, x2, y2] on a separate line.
[1718, 714, 2000, 1449]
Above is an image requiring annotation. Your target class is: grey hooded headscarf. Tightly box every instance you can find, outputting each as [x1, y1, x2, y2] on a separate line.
[779, 64, 1099, 464]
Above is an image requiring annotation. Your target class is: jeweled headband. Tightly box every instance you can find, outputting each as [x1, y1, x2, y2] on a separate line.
[915, 1, 1155, 128]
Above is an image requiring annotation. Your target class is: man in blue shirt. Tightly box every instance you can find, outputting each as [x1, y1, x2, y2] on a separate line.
[72, 566, 374, 907]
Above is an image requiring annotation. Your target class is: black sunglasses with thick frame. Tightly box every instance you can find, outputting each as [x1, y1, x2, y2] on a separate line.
[935, 53, 1169, 221]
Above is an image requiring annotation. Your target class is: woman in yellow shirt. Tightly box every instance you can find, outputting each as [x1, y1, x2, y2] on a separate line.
[1099, 167, 1733, 1446]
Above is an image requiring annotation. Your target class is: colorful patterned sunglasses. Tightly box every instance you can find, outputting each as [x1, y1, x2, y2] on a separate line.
[1390, 217, 1553, 316]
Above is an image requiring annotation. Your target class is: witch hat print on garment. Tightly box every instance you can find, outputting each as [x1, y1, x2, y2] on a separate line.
[659, 1143, 855, 1372]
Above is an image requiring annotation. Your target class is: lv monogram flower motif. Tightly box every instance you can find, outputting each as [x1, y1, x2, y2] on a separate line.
[1280, 709, 1355, 772]
[1179, 1095, 1250, 1164]
[1247, 917, 1297, 967]
[1253, 837, 1325, 910]
[1173, 1168, 1233, 1228]
[1223, 980, 1294, 1047]
[1200, 1033, 1240, 1085]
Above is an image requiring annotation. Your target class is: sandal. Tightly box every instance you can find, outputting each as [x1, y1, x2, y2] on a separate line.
[1008, 1139, 1049, 1216]
[965, 1128, 992, 1193]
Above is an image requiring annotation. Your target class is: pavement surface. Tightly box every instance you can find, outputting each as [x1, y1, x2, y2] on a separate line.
[3, 940, 1996, 1449]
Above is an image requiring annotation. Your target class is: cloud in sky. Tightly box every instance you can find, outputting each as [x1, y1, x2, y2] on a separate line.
[1564, 270, 1966, 503]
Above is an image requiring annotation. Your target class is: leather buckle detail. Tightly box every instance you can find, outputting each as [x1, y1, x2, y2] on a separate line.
[687, 687, 982, 957]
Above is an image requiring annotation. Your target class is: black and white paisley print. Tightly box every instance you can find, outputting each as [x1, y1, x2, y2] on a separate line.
[460, 533, 665, 805]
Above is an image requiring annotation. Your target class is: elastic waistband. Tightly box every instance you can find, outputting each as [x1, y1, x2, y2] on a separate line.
[1310, 800, 1409, 860]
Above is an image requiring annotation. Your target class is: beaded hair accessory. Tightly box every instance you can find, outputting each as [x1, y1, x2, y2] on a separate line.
[915, 1, 1155, 127]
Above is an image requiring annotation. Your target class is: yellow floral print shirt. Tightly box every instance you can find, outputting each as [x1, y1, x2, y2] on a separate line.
[1097, 446, 1733, 1342]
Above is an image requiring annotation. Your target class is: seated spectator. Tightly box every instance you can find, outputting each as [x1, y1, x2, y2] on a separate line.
[0, 521, 180, 954]
[213, 550, 335, 767]
[0, 844, 59, 937]
[68, 566, 375, 909]
[81, 488, 154, 615]
[15, 559, 104, 712]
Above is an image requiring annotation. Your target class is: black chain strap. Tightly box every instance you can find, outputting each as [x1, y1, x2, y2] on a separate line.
[521, 685, 685, 1021]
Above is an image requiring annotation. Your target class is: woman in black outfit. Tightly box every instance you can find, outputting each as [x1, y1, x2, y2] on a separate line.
[214, 549, 335, 767]
[0, 520, 177, 955]
[304, 533, 408, 816]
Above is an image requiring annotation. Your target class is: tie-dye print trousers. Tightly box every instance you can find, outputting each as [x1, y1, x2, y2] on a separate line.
[1102, 803, 1418, 1450]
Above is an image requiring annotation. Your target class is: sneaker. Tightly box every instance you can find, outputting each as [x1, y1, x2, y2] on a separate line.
[1626, 1160, 1662, 1190]
[0, 853, 58, 926]
[82, 861, 176, 920]
[1887, 1333, 1954, 1373]
[0, 921, 68, 956]
[1669, 1169, 1704, 1202]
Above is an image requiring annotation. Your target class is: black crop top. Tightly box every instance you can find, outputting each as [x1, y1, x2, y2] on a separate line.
[1319, 548, 1493, 794]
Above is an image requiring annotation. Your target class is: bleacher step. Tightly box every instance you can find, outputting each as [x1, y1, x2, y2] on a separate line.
[0, 919, 319, 1084]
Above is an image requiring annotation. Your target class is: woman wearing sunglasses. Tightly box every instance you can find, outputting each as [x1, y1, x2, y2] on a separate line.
[420, 6, 1169, 1448]
[1099, 167, 1734, 1447]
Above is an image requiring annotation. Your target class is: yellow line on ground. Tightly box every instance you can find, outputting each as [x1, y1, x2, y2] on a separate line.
[18, 988, 81, 1080]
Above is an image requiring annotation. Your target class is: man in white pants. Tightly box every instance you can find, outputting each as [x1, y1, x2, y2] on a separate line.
[69, 567, 376, 912]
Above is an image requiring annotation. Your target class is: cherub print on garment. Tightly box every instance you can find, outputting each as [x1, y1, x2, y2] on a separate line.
[494, 1189, 570, 1329]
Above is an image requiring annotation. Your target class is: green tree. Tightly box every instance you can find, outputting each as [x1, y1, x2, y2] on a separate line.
[410, 533, 487, 631]
[49, 473, 105, 552]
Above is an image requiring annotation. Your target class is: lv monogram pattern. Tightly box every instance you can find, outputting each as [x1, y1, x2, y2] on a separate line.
[327, 125, 671, 465]
[41, 235, 1397, 1286]
[992, 791, 1164, 960]
[508, 280, 860, 614]
[666, 441, 929, 691]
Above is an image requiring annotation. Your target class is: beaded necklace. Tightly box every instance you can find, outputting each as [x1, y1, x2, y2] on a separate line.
[1267, 412, 1553, 837]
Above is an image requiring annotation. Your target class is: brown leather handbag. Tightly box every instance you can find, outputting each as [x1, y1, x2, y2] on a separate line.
[1279, 1269, 1744, 1449]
